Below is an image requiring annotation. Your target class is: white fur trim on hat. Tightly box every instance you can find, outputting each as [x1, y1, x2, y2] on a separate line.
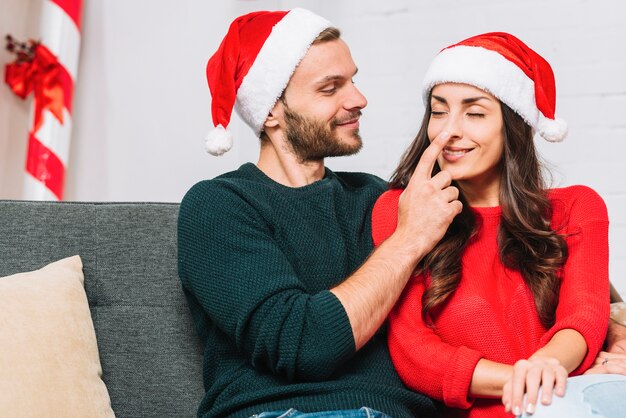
[205, 124, 233, 156]
[235, 8, 331, 136]
[422, 45, 567, 142]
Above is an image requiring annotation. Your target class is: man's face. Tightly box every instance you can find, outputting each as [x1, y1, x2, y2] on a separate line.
[282, 102, 362, 162]
[272, 38, 367, 162]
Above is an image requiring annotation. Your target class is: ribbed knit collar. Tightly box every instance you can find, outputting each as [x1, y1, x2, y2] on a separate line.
[239, 162, 336, 194]
[470, 205, 502, 219]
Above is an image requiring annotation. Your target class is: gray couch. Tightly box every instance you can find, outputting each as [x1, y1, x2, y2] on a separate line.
[0, 200, 205, 417]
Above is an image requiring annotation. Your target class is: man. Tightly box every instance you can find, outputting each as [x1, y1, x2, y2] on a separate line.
[178, 8, 626, 418]
[178, 8, 460, 418]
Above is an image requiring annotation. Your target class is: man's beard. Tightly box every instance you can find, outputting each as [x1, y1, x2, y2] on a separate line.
[283, 106, 363, 163]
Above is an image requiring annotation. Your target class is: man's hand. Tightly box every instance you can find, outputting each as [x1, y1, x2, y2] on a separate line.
[584, 319, 626, 375]
[395, 131, 462, 255]
[332, 131, 460, 350]
[607, 338, 626, 355]
[606, 307, 626, 349]
[584, 349, 626, 375]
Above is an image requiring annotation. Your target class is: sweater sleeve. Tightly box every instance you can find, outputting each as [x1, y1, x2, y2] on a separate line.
[389, 278, 483, 409]
[373, 188, 482, 408]
[371, 189, 402, 246]
[177, 181, 355, 382]
[539, 185, 610, 374]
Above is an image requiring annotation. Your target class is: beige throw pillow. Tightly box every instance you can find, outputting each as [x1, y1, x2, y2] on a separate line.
[0, 255, 115, 417]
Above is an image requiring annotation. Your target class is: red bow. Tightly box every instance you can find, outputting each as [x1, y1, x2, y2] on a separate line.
[5, 43, 65, 132]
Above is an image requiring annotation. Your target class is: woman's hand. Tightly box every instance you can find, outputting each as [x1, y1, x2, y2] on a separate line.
[502, 356, 567, 416]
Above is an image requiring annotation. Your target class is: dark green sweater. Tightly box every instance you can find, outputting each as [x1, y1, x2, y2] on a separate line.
[178, 163, 438, 418]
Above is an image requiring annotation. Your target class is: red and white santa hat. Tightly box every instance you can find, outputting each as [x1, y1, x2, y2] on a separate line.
[204, 9, 331, 156]
[422, 32, 567, 142]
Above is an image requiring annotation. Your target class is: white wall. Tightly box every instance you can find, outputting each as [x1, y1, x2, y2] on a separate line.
[1, 0, 625, 293]
[0, 0, 41, 199]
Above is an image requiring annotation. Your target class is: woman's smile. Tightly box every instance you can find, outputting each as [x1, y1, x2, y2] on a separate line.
[442, 146, 475, 161]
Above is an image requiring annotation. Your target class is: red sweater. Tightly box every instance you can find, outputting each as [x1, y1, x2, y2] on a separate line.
[372, 185, 610, 418]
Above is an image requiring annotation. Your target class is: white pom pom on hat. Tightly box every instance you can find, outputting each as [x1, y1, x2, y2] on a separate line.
[205, 125, 233, 156]
[422, 32, 567, 143]
[204, 9, 331, 156]
[537, 116, 568, 143]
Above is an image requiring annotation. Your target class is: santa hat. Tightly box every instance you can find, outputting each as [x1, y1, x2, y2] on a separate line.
[204, 9, 331, 156]
[422, 32, 567, 142]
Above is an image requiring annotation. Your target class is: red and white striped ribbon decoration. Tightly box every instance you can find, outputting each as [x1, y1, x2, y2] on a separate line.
[24, 0, 82, 200]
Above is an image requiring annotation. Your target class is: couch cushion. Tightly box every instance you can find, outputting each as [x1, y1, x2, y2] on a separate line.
[0, 201, 204, 418]
[0, 255, 115, 417]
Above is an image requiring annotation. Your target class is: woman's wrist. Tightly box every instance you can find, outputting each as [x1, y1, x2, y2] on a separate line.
[528, 353, 561, 364]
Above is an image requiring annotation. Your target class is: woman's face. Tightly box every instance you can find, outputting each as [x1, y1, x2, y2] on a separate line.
[428, 83, 504, 189]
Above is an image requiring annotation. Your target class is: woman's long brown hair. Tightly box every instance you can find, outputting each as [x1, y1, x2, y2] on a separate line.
[389, 99, 568, 328]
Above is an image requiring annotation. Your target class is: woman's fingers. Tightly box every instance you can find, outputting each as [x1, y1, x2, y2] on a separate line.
[539, 367, 555, 405]
[554, 365, 568, 397]
[510, 360, 529, 416]
[502, 358, 567, 416]
[523, 365, 542, 414]
[502, 379, 513, 413]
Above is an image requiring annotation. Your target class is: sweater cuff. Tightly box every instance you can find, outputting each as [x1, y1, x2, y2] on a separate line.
[314, 290, 356, 358]
[442, 346, 483, 409]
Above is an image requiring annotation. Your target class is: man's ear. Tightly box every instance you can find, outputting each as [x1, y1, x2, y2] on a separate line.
[263, 100, 283, 129]
[264, 113, 280, 129]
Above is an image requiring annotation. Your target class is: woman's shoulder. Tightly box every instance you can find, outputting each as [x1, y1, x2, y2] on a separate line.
[549, 185, 608, 223]
[371, 188, 404, 247]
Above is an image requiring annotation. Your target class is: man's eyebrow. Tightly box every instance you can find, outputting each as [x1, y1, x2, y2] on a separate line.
[315, 68, 359, 85]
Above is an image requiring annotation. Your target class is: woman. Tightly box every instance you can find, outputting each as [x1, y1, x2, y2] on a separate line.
[371, 32, 626, 417]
